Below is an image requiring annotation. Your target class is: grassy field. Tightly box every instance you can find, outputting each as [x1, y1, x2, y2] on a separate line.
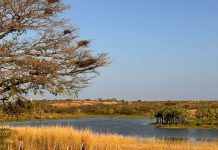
[0, 126, 217, 150]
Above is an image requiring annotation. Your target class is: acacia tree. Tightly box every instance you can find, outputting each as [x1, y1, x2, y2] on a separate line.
[0, 0, 109, 103]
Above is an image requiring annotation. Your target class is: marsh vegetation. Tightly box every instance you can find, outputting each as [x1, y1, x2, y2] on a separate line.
[0, 126, 218, 150]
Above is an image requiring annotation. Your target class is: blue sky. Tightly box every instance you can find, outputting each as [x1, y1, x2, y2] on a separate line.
[58, 0, 218, 100]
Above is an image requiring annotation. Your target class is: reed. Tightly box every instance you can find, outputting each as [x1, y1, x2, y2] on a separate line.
[3, 126, 218, 150]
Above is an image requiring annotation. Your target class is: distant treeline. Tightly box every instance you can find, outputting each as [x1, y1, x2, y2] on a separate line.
[41, 100, 218, 116]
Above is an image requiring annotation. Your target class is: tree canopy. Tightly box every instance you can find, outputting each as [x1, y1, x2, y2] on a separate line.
[0, 0, 109, 102]
[154, 107, 188, 124]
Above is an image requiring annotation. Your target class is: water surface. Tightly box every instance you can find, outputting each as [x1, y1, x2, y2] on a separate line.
[2, 117, 218, 140]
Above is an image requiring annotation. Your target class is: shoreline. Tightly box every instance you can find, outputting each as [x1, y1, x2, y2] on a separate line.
[0, 114, 150, 123]
[1, 114, 218, 130]
[151, 123, 218, 130]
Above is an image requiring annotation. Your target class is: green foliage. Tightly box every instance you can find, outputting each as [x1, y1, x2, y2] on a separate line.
[3, 102, 20, 114]
[195, 108, 218, 124]
[154, 107, 188, 124]
[3, 99, 34, 115]
[15, 99, 34, 110]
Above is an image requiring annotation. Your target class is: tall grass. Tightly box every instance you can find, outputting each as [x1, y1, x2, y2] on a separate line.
[2, 126, 218, 150]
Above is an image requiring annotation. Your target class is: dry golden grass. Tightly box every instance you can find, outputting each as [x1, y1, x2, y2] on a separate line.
[2, 126, 217, 150]
[189, 109, 198, 118]
[50, 100, 120, 108]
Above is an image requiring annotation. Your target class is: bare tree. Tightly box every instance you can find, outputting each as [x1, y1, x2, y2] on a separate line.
[0, 0, 109, 103]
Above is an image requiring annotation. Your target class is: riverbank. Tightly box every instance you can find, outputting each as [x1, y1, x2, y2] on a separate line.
[152, 121, 218, 130]
[0, 113, 149, 123]
[2, 114, 218, 130]
[1, 126, 218, 150]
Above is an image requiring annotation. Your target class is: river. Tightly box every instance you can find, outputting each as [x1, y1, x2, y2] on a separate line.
[2, 117, 218, 140]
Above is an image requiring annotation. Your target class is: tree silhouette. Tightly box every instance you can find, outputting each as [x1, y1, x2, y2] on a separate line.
[0, 0, 109, 103]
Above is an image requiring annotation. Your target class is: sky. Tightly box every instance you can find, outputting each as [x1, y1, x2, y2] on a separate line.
[42, 0, 218, 100]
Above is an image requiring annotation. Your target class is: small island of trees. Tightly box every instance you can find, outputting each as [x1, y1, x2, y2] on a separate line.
[154, 108, 188, 124]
